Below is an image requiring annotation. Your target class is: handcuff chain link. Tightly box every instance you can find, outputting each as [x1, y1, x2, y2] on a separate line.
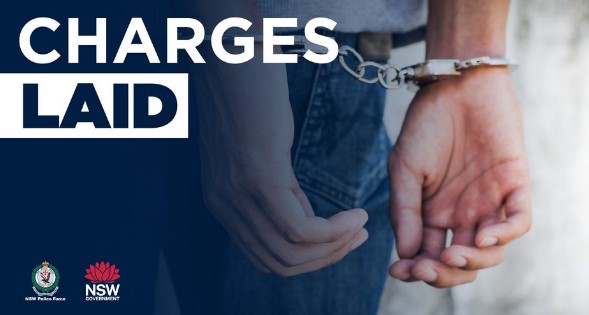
[338, 47, 516, 89]
[338, 45, 404, 90]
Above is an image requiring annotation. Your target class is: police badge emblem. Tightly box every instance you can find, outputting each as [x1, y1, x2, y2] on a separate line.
[31, 261, 60, 296]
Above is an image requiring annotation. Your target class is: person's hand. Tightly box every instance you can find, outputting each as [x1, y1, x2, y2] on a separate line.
[195, 59, 368, 277]
[201, 150, 369, 277]
[388, 68, 532, 287]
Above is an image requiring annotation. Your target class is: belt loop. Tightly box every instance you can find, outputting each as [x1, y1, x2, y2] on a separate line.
[356, 32, 393, 62]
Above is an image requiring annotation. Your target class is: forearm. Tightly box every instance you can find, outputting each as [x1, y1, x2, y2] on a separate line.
[193, 59, 293, 172]
[426, 0, 510, 59]
[178, 0, 293, 169]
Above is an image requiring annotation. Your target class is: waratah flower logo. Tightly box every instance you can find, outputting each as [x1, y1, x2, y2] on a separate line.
[85, 262, 121, 283]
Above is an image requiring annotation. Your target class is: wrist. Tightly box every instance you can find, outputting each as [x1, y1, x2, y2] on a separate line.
[418, 66, 515, 107]
[449, 66, 513, 94]
[425, 0, 509, 60]
[435, 66, 512, 89]
[404, 56, 515, 88]
[426, 41, 506, 60]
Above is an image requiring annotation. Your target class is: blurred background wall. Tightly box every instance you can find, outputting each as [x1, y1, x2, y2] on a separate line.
[379, 0, 589, 314]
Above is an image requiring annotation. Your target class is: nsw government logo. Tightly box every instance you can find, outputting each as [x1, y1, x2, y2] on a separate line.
[84, 261, 121, 301]
[25, 261, 66, 302]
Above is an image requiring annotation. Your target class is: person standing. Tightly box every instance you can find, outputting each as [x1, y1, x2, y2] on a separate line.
[163, 0, 531, 314]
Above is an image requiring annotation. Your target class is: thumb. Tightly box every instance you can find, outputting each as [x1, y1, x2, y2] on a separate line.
[389, 150, 424, 259]
[475, 186, 532, 247]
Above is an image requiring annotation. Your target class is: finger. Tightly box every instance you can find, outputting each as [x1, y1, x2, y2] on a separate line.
[236, 219, 369, 277]
[389, 259, 418, 282]
[269, 228, 368, 277]
[245, 207, 366, 266]
[231, 188, 367, 266]
[441, 244, 505, 270]
[475, 187, 532, 247]
[263, 188, 368, 243]
[421, 227, 447, 258]
[476, 214, 503, 233]
[451, 228, 475, 247]
[267, 229, 369, 277]
[473, 214, 505, 248]
[411, 257, 478, 288]
[293, 184, 314, 217]
[389, 152, 424, 259]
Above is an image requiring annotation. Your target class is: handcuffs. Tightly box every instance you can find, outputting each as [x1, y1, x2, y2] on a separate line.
[199, 34, 517, 89]
[399, 56, 517, 88]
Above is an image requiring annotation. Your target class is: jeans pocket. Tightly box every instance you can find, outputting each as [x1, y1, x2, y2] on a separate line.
[291, 57, 390, 210]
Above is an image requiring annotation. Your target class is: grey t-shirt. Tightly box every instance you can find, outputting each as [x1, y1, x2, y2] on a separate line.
[257, 0, 427, 33]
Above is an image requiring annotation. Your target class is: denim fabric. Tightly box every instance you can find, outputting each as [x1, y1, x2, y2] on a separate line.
[292, 32, 390, 210]
[220, 183, 393, 315]
[218, 32, 394, 315]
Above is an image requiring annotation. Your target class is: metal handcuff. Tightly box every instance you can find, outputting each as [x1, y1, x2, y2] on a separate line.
[200, 34, 517, 89]
[287, 36, 517, 89]
[337, 45, 517, 89]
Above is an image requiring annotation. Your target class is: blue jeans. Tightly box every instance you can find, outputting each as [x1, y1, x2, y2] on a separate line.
[164, 32, 394, 315]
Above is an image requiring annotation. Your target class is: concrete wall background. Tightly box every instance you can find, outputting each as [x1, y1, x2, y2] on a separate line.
[379, 1, 589, 314]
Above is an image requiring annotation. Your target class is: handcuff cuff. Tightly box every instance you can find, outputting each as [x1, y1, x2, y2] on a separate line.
[334, 42, 517, 90]
[200, 34, 518, 90]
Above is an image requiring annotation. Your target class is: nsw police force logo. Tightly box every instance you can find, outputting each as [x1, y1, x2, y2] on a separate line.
[25, 261, 66, 302]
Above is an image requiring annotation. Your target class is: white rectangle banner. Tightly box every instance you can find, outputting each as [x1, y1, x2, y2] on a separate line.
[0, 73, 189, 138]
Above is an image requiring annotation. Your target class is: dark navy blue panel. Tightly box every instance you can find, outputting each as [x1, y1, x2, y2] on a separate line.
[0, 1, 218, 314]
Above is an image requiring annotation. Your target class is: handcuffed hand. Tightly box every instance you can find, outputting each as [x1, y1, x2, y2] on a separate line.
[388, 67, 532, 287]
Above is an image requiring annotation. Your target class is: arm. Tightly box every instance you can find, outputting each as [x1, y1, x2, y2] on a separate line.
[426, 0, 509, 59]
[184, 1, 368, 276]
[389, 0, 531, 287]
